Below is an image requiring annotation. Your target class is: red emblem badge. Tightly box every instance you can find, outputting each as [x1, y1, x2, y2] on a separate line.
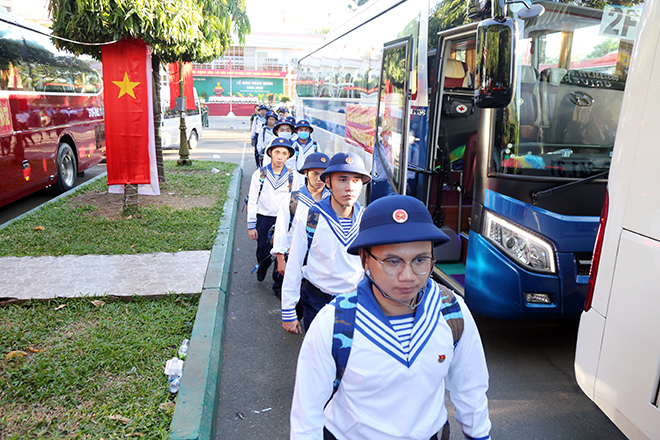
[321, 157, 327, 162]
[438, 354, 446, 363]
[345, 157, 353, 164]
[392, 209, 408, 223]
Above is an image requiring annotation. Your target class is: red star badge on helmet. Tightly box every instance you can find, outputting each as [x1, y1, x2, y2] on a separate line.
[345, 157, 353, 164]
[392, 209, 408, 223]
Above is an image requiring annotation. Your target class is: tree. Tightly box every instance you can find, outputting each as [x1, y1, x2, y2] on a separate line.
[48, 0, 250, 179]
[348, 0, 371, 11]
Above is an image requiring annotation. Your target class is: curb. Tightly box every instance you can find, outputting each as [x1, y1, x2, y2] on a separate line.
[169, 164, 243, 440]
[0, 172, 108, 230]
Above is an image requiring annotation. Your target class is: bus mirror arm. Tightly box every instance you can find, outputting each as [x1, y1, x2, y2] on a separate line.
[531, 170, 609, 205]
[506, 0, 545, 20]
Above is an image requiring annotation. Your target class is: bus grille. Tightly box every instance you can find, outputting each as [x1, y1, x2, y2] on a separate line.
[574, 252, 593, 276]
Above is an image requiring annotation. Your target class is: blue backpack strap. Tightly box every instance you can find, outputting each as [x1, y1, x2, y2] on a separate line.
[326, 291, 358, 407]
[304, 207, 320, 265]
[438, 286, 464, 347]
[288, 191, 300, 231]
[257, 167, 267, 200]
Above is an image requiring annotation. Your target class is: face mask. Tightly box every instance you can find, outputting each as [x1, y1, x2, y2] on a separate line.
[298, 132, 310, 140]
[278, 132, 292, 140]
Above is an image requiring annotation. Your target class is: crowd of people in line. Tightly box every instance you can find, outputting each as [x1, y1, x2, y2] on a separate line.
[245, 104, 492, 440]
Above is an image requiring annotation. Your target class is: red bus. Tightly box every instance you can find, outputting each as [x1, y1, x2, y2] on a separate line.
[0, 11, 105, 208]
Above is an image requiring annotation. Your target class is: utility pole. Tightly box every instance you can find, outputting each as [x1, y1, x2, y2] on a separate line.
[177, 60, 192, 166]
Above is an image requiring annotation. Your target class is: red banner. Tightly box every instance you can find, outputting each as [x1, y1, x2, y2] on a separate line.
[345, 103, 376, 154]
[102, 38, 153, 185]
[169, 62, 195, 110]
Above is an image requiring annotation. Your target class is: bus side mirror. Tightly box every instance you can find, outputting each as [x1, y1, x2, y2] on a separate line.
[474, 17, 517, 108]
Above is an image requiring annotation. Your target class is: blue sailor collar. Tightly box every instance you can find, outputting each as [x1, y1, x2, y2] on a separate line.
[355, 277, 444, 368]
[313, 196, 363, 247]
[298, 184, 329, 208]
[264, 163, 291, 189]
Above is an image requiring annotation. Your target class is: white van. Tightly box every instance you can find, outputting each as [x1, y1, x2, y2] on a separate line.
[161, 87, 203, 149]
[574, 1, 660, 439]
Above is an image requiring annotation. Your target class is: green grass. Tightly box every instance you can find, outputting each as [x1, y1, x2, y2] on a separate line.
[0, 295, 199, 439]
[0, 161, 236, 257]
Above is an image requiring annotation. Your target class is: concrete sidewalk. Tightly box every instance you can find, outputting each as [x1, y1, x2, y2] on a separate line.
[0, 251, 209, 301]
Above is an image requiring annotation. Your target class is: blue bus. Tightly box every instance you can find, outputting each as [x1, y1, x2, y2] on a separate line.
[295, 0, 641, 318]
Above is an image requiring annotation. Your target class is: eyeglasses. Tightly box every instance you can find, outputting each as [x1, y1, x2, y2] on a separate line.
[367, 250, 434, 276]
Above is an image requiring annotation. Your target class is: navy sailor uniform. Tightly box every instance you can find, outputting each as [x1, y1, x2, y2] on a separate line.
[290, 277, 491, 440]
[281, 197, 364, 324]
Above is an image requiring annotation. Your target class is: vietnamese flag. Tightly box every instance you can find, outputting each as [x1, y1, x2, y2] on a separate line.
[168, 62, 195, 110]
[102, 38, 155, 187]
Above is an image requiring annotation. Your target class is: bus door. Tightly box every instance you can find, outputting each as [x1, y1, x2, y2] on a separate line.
[429, 25, 479, 293]
[369, 36, 413, 200]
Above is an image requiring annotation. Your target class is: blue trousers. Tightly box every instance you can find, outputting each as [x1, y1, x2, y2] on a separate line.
[300, 279, 334, 331]
[255, 214, 282, 291]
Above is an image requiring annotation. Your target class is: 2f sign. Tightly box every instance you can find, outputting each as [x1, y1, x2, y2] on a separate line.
[599, 5, 642, 41]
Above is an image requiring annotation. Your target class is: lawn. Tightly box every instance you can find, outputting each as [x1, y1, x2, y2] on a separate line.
[0, 160, 236, 439]
[0, 295, 198, 439]
[0, 160, 236, 257]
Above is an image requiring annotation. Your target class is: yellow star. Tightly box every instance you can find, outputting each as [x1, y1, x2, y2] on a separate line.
[112, 72, 140, 99]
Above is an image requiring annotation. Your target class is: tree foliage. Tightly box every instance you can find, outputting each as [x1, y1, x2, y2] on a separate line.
[48, 0, 250, 63]
[348, 0, 371, 11]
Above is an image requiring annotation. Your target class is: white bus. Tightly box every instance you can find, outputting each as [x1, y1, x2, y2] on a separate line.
[574, 0, 660, 438]
[161, 87, 203, 150]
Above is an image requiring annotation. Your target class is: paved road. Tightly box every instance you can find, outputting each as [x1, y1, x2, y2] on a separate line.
[206, 117, 625, 440]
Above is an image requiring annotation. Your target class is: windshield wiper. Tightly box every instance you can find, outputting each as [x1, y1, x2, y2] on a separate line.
[531, 170, 609, 205]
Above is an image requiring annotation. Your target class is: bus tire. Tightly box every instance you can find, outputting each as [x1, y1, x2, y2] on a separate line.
[54, 142, 77, 194]
[188, 130, 198, 150]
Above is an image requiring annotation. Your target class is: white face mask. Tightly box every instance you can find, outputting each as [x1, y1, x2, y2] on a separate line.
[278, 132, 292, 140]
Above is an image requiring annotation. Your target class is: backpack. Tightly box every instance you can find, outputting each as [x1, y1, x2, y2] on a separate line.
[258, 166, 294, 200]
[288, 190, 301, 231]
[245, 167, 295, 215]
[327, 285, 464, 403]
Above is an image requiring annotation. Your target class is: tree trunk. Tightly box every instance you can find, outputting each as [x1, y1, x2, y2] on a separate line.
[152, 53, 165, 183]
[123, 184, 138, 208]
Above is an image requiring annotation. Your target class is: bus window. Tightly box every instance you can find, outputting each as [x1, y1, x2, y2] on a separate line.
[491, 3, 632, 179]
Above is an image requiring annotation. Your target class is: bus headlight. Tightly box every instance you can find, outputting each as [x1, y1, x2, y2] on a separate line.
[483, 211, 556, 274]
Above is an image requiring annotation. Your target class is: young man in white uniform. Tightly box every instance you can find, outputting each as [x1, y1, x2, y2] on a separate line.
[250, 104, 267, 167]
[290, 194, 491, 440]
[256, 111, 278, 166]
[247, 138, 299, 285]
[271, 153, 331, 299]
[290, 120, 320, 172]
[281, 152, 370, 334]
[263, 117, 296, 169]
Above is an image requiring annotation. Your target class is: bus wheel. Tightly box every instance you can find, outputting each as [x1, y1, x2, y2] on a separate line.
[188, 130, 198, 150]
[55, 142, 77, 194]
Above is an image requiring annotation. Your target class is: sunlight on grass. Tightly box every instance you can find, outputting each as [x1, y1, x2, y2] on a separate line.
[0, 295, 199, 439]
[0, 161, 236, 257]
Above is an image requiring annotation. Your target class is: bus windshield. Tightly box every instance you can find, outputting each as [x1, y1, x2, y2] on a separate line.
[493, 1, 640, 179]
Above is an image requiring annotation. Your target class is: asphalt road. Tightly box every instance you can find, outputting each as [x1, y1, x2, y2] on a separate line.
[1, 116, 627, 440]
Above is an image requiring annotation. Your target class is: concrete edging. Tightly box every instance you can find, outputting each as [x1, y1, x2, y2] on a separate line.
[0, 172, 108, 230]
[169, 164, 243, 440]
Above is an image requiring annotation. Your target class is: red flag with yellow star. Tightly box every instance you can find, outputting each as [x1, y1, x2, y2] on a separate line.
[168, 62, 195, 110]
[102, 38, 156, 188]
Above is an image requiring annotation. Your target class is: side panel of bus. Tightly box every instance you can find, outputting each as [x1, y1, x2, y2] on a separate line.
[575, 0, 660, 438]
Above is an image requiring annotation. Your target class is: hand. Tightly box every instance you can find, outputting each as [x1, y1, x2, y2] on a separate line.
[248, 229, 258, 240]
[283, 320, 303, 334]
[276, 254, 286, 276]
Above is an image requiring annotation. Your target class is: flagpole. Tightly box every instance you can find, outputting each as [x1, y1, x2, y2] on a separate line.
[227, 59, 235, 118]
